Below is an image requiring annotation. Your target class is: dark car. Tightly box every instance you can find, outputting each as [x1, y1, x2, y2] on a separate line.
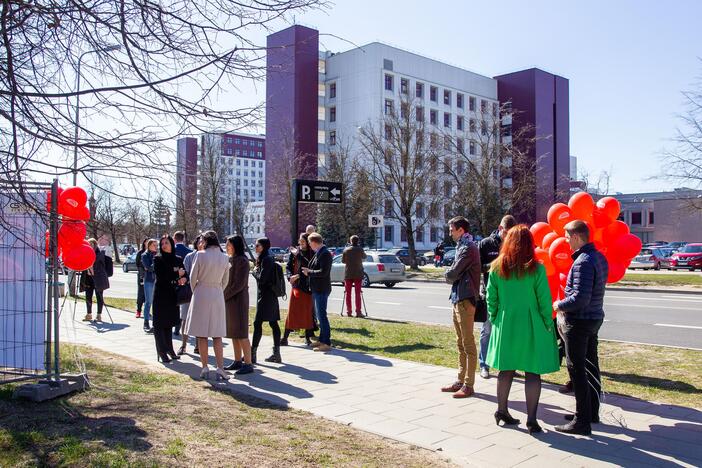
[441, 248, 456, 267]
[386, 247, 427, 266]
[122, 253, 138, 273]
[670, 243, 702, 271]
[269, 247, 288, 263]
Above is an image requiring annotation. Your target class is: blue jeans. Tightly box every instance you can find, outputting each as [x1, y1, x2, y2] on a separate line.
[143, 281, 155, 322]
[313, 292, 331, 345]
[479, 318, 492, 370]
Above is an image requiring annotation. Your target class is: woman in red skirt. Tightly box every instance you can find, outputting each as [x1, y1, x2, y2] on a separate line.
[281, 233, 316, 346]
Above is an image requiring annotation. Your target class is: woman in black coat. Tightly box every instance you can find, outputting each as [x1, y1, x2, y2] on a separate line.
[80, 238, 110, 322]
[251, 237, 281, 364]
[135, 238, 148, 319]
[153, 235, 187, 363]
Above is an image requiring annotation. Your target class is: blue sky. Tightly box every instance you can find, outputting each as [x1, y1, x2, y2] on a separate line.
[286, 0, 702, 193]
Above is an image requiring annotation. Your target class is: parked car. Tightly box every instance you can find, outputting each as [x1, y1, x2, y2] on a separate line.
[643, 241, 668, 248]
[269, 247, 288, 263]
[386, 247, 427, 266]
[629, 247, 675, 270]
[665, 241, 688, 251]
[670, 243, 702, 271]
[122, 253, 138, 273]
[330, 252, 406, 288]
[441, 248, 456, 267]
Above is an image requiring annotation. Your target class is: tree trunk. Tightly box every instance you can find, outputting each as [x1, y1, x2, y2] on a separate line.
[111, 229, 121, 264]
[405, 217, 419, 271]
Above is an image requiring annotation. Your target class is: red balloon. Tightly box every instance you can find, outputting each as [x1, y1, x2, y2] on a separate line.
[535, 247, 556, 276]
[592, 227, 606, 250]
[568, 192, 595, 222]
[547, 203, 574, 236]
[58, 221, 87, 250]
[530, 222, 553, 247]
[59, 186, 88, 219]
[542, 232, 559, 250]
[592, 207, 613, 228]
[547, 273, 560, 303]
[595, 197, 620, 224]
[602, 221, 629, 246]
[609, 234, 642, 263]
[62, 241, 96, 271]
[549, 237, 573, 273]
[45, 230, 50, 257]
[607, 262, 627, 284]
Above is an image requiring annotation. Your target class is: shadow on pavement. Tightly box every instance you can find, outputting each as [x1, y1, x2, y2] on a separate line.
[333, 339, 437, 356]
[256, 362, 338, 385]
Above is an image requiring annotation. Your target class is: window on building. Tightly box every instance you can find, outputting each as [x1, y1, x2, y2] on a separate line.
[416, 106, 424, 122]
[444, 135, 451, 150]
[444, 181, 452, 197]
[329, 82, 336, 99]
[444, 112, 451, 128]
[318, 59, 326, 74]
[384, 99, 394, 115]
[457, 137, 464, 153]
[243, 140, 248, 146]
[430, 180, 438, 195]
[236, 189, 241, 196]
[481, 99, 487, 113]
[469, 118, 476, 133]
[236, 169, 241, 176]
[416, 202, 424, 218]
[384, 225, 394, 242]
[330, 106, 336, 122]
[244, 189, 249, 197]
[384, 74, 393, 91]
[469, 96, 476, 112]
[243, 150, 248, 157]
[227, 137, 232, 143]
[226, 148, 232, 155]
[631, 212, 642, 225]
[258, 180, 262, 187]
[258, 141, 263, 148]
[244, 180, 248, 186]
[457, 93, 464, 109]
[416, 82, 424, 98]
[235, 138, 240, 144]
[457, 115, 464, 131]
[430, 109, 437, 125]
[416, 228, 424, 243]
[400, 102, 409, 119]
[236, 159, 240, 166]
[257, 151, 263, 157]
[481, 120, 487, 135]
[649, 212, 654, 225]
[469, 140, 476, 155]
[430, 86, 438, 102]
[234, 149, 240, 156]
[384, 124, 392, 140]
[416, 130, 424, 146]
[430, 156, 437, 171]
[244, 160, 248, 167]
[443, 158, 451, 174]
[401, 229, 407, 242]
[329, 131, 336, 146]
[259, 170, 263, 177]
[258, 190, 263, 198]
[430, 227, 438, 243]
[457, 160, 465, 174]
[384, 200, 393, 217]
[400, 78, 408, 94]
[501, 124, 512, 137]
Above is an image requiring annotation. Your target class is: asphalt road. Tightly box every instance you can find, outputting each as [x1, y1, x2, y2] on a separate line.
[100, 270, 702, 350]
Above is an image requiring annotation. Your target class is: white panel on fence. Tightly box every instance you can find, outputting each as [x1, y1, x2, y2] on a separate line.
[0, 194, 46, 370]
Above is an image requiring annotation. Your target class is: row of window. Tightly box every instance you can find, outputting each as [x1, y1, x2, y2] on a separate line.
[225, 148, 264, 158]
[243, 214, 262, 223]
[382, 225, 444, 244]
[222, 157, 264, 168]
[384, 200, 455, 219]
[235, 189, 264, 199]
[232, 178, 263, 188]
[384, 74, 497, 114]
[224, 137, 264, 148]
[380, 127, 482, 155]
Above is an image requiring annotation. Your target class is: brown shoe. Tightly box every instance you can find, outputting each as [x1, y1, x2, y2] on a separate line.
[453, 385, 474, 399]
[441, 381, 463, 393]
[310, 341, 322, 348]
[313, 344, 332, 352]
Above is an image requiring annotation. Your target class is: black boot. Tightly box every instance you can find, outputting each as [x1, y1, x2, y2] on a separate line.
[305, 329, 314, 346]
[280, 329, 291, 346]
[251, 347, 257, 364]
[265, 346, 282, 363]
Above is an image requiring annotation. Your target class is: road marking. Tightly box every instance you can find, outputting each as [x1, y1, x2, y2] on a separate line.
[428, 306, 453, 310]
[607, 303, 695, 311]
[330, 298, 342, 301]
[607, 295, 702, 303]
[654, 323, 702, 330]
[375, 301, 401, 306]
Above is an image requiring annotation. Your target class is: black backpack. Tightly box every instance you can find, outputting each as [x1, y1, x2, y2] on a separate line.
[272, 262, 287, 299]
[104, 255, 114, 277]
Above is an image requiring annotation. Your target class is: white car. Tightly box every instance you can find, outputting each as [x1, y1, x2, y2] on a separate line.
[331, 251, 406, 288]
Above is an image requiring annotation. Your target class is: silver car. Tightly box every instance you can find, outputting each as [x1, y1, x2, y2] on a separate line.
[331, 252, 406, 288]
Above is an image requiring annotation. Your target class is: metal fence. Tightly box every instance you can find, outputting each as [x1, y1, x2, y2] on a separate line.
[0, 179, 61, 385]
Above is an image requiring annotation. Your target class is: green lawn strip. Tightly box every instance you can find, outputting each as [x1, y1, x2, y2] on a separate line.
[0, 345, 449, 467]
[83, 297, 700, 407]
[620, 273, 702, 287]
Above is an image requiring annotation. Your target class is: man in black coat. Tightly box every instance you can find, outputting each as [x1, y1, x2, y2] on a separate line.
[302, 233, 333, 352]
[173, 231, 192, 336]
[476, 215, 516, 379]
[554, 220, 608, 435]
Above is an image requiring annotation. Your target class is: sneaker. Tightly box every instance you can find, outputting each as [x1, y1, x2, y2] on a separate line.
[564, 413, 600, 424]
[479, 368, 490, 379]
[82, 314, 93, 322]
[310, 341, 322, 348]
[145, 328, 154, 334]
[135, 311, 142, 318]
[193, 347, 199, 354]
[313, 344, 332, 352]
[235, 364, 254, 375]
[95, 315, 102, 322]
[555, 420, 591, 435]
[441, 381, 463, 393]
[452, 385, 475, 399]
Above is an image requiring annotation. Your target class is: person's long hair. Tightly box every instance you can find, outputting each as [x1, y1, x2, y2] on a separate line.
[299, 233, 312, 259]
[228, 235, 246, 257]
[159, 235, 176, 257]
[202, 230, 222, 251]
[256, 237, 271, 266]
[139, 237, 148, 254]
[491, 224, 538, 279]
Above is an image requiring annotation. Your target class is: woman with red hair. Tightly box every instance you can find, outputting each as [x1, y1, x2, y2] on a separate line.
[485, 224, 559, 434]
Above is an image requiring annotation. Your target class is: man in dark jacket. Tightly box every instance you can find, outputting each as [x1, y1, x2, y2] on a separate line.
[441, 217, 481, 398]
[173, 231, 192, 336]
[477, 215, 516, 379]
[554, 220, 608, 435]
[302, 233, 333, 352]
[342, 235, 366, 317]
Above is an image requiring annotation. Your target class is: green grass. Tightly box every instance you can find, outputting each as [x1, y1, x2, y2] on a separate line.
[620, 273, 702, 287]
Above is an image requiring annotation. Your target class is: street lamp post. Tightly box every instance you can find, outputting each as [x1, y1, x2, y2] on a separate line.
[72, 44, 121, 186]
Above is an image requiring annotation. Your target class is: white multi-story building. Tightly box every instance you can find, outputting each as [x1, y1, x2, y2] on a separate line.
[242, 201, 265, 244]
[318, 43, 499, 249]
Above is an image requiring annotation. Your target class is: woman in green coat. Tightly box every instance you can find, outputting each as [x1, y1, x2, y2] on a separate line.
[486, 224, 559, 434]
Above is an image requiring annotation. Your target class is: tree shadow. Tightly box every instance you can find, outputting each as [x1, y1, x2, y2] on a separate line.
[256, 362, 338, 385]
[85, 322, 130, 334]
[332, 339, 437, 356]
[362, 317, 410, 325]
[600, 371, 702, 395]
[334, 327, 374, 337]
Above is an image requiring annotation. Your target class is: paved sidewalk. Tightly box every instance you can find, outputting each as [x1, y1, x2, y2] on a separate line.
[60, 301, 702, 467]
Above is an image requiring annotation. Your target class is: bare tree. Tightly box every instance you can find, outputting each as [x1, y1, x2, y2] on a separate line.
[317, 139, 375, 246]
[359, 98, 444, 270]
[94, 182, 124, 263]
[442, 102, 537, 237]
[123, 201, 148, 247]
[579, 168, 613, 196]
[661, 66, 702, 211]
[198, 134, 228, 234]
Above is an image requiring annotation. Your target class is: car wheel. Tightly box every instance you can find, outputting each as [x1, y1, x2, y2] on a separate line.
[361, 273, 371, 288]
[654, 262, 660, 271]
[384, 282, 396, 288]
[122, 264, 127, 273]
[419, 259, 426, 266]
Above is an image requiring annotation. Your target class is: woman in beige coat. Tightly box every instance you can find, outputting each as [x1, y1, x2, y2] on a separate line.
[185, 231, 230, 381]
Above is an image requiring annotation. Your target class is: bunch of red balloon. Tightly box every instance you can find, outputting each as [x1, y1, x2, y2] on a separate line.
[45, 186, 96, 271]
[531, 192, 642, 303]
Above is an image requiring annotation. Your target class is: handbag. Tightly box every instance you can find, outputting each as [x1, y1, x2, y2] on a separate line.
[474, 295, 488, 323]
[176, 283, 192, 305]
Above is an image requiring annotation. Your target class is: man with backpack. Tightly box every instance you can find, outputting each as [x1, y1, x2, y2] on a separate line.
[301, 233, 333, 352]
